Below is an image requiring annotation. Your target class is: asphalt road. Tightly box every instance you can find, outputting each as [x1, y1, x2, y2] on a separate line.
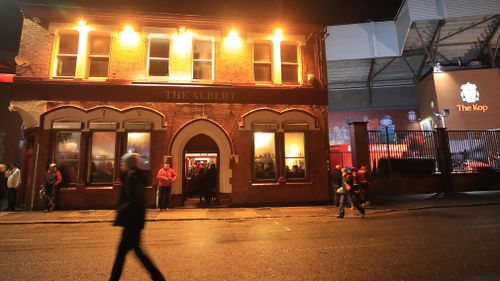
[1, 206, 499, 281]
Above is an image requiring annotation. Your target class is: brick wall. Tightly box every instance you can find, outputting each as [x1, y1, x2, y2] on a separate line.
[17, 19, 53, 77]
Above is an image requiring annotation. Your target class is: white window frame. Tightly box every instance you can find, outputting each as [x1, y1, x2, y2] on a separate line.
[252, 41, 274, 84]
[87, 31, 111, 79]
[147, 34, 171, 78]
[53, 31, 80, 79]
[192, 37, 215, 81]
[280, 42, 300, 85]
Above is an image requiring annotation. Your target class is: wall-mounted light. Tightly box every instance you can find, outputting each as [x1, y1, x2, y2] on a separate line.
[433, 62, 443, 73]
[120, 25, 139, 46]
[224, 29, 242, 49]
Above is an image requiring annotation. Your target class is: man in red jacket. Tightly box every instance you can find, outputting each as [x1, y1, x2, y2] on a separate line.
[156, 162, 176, 211]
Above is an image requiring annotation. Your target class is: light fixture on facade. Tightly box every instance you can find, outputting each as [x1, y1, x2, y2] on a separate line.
[224, 29, 242, 49]
[120, 25, 139, 45]
[77, 20, 87, 26]
[178, 26, 187, 33]
[433, 62, 443, 73]
[274, 28, 283, 42]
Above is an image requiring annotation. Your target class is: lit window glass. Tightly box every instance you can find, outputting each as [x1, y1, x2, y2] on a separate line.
[285, 132, 306, 179]
[253, 42, 272, 83]
[54, 132, 81, 185]
[281, 44, 299, 84]
[56, 32, 79, 77]
[149, 38, 170, 76]
[89, 132, 116, 185]
[193, 40, 213, 80]
[253, 132, 276, 180]
[88, 33, 110, 77]
[127, 132, 151, 170]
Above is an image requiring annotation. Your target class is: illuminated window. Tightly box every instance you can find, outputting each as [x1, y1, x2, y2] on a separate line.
[253, 132, 277, 181]
[148, 37, 170, 76]
[284, 132, 306, 179]
[88, 32, 111, 77]
[55, 32, 79, 77]
[253, 42, 273, 83]
[127, 132, 151, 171]
[53, 131, 81, 185]
[281, 44, 299, 84]
[89, 132, 116, 185]
[193, 40, 213, 80]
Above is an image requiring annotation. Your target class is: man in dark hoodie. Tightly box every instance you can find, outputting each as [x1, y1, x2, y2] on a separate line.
[109, 153, 166, 281]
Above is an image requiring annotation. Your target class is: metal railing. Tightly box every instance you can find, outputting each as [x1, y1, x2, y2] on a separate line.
[447, 130, 500, 173]
[368, 129, 438, 174]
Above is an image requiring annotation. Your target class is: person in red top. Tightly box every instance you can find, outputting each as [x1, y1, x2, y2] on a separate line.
[356, 164, 370, 205]
[156, 162, 176, 211]
[43, 163, 62, 212]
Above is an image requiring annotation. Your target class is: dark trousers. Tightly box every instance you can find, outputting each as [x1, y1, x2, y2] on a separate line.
[7, 188, 16, 211]
[110, 226, 165, 281]
[44, 185, 56, 211]
[158, 186, 171, 209]
[338, 193, 365, 217]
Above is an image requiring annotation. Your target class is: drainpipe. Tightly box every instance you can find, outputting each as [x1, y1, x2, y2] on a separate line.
[30, 143, 40, 211]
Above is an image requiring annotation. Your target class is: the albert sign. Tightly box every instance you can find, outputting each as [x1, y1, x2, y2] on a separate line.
[456, 82, 488, 112]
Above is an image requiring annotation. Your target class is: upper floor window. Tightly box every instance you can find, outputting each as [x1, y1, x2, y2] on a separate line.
[88, 32, 111, 78]
[193, 39, 213, 80]
[148, 37, 170, 76]
[253, 42, 273, 83]
[55, 31, 79, 77]
[280, 44, 299, 84]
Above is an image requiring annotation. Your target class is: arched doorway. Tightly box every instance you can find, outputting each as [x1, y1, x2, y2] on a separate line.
[183, 134, 219, 207]
[169, 119, 234, 207]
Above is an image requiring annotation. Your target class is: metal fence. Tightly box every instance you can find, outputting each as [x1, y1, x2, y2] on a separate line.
[368, 129, 438, 174]
[368, 129, 500, 174]
[447, 130, 500, 173]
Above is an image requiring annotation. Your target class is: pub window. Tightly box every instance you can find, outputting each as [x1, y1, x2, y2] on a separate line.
[55, 31, 79, 77]
[284, 132, 306, 179]
[193, 39, 213, 80]
[88, 131, 116, 185]
[280, 43, 299, 84]
[88, 32, 111, 78]
[53, 131, 81, 186]
[253, 42, 273, 83]
[126, 132, 151, 171]
[148, 37, 170, 76]
[253, 132, 277, 181]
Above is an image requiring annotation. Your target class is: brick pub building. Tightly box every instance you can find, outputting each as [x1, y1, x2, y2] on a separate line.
[9, 3, 330, 209]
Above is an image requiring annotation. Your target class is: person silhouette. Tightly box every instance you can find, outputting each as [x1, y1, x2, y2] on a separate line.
[109, 153, 166, 281]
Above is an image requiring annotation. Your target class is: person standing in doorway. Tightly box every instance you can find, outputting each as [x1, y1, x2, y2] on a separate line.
[156, 162, 177, 211]
[204, 163, 217, 205]
[43, 163, 62, 212]
[5, 163, 21, 211]
[109, 153, 166, 281]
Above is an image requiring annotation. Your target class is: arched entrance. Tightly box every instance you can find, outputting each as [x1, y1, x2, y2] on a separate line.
[183, 134, 219, 206]
[169, 119, 234, 207]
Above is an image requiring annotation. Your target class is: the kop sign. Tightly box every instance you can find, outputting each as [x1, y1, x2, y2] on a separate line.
[456, 82, 488, 112]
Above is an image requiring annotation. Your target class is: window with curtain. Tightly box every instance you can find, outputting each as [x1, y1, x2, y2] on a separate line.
[253, 132, 277, 180]
[53, 131, 81, 185]
[193, 40, 213, 80]
[284, 132, 306, 179]
[280, 44, 299, 84]
[253, 42, 273, 83]
[55, 32, 79, 77]
[89, 132, 116, 185]
[148, 37, 170, 76]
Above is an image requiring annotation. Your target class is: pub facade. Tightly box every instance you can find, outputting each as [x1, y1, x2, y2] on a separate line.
[10, 4, 330, 209]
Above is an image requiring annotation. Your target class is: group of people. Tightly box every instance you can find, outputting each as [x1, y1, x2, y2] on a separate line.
[0, 163, 21, 211]
[187, 161, 217, 205]
[330, 164, 370, 218]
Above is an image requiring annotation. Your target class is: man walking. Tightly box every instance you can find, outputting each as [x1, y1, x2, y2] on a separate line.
[5, 163, 21, 211]
[43, 163, 62, 212]
[337, 168, 365, 219]
[156, 162, 176, 211]
[109, 153, 166, 281]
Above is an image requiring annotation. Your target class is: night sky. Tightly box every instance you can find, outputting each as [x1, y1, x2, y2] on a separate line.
[0, 0, 403, 66]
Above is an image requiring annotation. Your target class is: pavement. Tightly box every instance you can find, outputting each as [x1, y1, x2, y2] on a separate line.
[1, 191, 500, 225]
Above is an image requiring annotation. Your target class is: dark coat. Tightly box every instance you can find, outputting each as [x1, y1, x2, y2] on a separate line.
[0, 172, 7, 199]
[205, 165, 217, 191]
[114, 168, 147, 229]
